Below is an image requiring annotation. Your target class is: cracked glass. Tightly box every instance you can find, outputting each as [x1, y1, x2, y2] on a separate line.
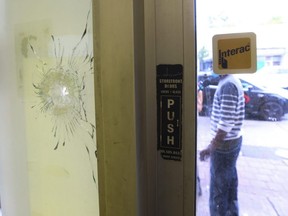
[11, 1, 99, 215]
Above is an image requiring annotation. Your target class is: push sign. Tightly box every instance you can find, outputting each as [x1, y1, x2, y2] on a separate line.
[213, 32, 257, 74]
[157, 64, 183, 161]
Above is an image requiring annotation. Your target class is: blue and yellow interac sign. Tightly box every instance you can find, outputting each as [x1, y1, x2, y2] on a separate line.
[213, 32, 257, 74]
[218, 38, 251, 69]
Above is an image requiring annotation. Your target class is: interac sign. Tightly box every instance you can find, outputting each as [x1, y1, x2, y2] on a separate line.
[213, 32, 257, 74]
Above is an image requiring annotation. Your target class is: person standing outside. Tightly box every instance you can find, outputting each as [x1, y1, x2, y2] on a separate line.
[200, 74, 245, 216]
[196, 81, 204, 196]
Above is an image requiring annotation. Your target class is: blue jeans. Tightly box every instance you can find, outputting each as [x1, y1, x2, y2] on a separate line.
[209, 137, 242, 216]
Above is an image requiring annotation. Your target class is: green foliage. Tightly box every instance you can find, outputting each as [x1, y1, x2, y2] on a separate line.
[198, 46, 209, 61]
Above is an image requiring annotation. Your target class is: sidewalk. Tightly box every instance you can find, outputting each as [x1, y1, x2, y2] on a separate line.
[196, 116, 288, 216]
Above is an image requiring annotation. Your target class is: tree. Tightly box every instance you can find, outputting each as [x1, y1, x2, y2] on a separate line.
[198, 46, 209, 71]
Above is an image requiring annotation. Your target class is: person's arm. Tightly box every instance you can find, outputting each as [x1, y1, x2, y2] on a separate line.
[199, 129, 227, 161]
[197, 90, 203, 112]
[210, 129, 227, 149]
[200, 82, 237, 161]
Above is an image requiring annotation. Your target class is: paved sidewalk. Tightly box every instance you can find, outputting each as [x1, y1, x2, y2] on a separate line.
[196, 116, 288, 216]
[197, 156, 288, 216]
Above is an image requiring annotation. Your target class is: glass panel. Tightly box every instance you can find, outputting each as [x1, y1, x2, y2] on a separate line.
[196, 0, 288, 215]
[1, 1, 99, 215]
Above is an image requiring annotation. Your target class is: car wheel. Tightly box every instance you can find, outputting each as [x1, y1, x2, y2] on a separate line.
[259, 102, 283, 121]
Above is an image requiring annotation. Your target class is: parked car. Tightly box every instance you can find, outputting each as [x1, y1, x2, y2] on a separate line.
[198, 72, 288, 121]
[252, 67, 288, 90]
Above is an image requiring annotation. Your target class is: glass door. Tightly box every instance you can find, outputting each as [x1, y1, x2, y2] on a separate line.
[0, 1, 99, 215]
[196, 0, 288, 215]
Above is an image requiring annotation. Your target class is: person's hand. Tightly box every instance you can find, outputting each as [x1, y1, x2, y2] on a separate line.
[199, 147, 211, 161]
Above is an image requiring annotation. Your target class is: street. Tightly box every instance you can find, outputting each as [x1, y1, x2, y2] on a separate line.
[196, 115, 288, 216]
[197, 115, 288, 158]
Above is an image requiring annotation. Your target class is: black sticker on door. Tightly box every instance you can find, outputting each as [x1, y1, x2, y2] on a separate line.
[157, 64, 183, 161]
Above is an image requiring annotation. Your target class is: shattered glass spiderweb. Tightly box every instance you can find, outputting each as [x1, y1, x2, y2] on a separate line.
[30, 11, 97, 183]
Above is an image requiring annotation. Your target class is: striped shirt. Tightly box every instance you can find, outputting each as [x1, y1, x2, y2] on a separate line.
[210, 75, 245, 140]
